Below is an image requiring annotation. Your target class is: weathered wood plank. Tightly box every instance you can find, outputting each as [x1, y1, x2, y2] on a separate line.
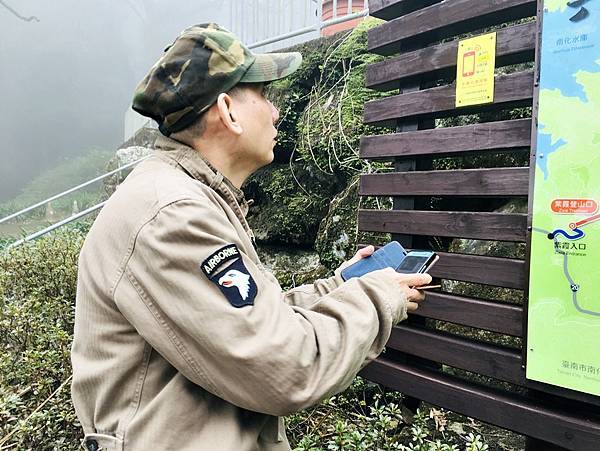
[413, 291, 523, 336]
[359, 168, 529, 197]
[526, 379, 600, 409]
[360, 359, 600, 450]
[364, 71, 534, 126]
[360, 119, 532, 159]
[388, 324, 524, 383]
[368, 0, 442, 21]
[367, 22, 536, 91]
[360, 245, 526, 288]
[358, 210, 528, 241]
[431, 252, 526, 289]
[368, 0, 537, 55]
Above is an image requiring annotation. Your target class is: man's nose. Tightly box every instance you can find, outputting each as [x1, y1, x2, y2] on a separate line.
[269, 101, 279, 124]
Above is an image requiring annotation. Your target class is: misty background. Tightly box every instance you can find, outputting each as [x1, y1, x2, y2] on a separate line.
[0, 0, 319, 203]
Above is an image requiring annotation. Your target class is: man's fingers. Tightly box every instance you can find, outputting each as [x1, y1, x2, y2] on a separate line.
[356, 245, 374, 258]
[406, 302, 419, 312]
[406, 287, 426, 303]
[345, 245, 375, 266]
[397, 272, 432, 288]
[339, 245, 376, 273]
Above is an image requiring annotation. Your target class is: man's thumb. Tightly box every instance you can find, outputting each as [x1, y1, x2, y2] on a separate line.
[358, 245, 375, 257]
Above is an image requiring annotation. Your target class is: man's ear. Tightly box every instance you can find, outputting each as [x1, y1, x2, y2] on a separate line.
[216, 93, 243, 135]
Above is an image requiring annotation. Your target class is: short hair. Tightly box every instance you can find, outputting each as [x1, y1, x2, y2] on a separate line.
[170, 84, 257, 145]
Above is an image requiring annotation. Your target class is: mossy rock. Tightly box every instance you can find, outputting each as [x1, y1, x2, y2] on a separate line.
[314, 175, 361, 268]
[257, 244, 329, 290]
[244, 164, 338, 246]
[246, 18, 394, 251]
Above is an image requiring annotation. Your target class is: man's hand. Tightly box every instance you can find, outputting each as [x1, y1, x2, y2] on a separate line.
[390, 271, 432, 312]
[340, 247, 432, 312]
[369, 268, 431, 312]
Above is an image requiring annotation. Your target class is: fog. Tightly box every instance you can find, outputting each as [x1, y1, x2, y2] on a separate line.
[0, 0, 235, 202]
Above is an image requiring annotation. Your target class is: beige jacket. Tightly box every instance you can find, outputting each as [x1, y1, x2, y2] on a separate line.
[71, 135, 408, 451]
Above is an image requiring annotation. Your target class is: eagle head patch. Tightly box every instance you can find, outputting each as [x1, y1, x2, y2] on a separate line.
[201, 245, 257, 307]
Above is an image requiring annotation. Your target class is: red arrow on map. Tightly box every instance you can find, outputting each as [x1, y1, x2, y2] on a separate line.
[569, 213, 600, 230]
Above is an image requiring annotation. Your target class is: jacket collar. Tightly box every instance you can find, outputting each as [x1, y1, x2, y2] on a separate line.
[153, 135, 251, 218]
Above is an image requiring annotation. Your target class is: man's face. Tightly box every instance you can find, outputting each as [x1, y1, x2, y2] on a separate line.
[234, 83, 280, 170]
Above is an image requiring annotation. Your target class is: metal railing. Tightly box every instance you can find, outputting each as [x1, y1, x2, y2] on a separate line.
[8, 202, 108, 249]
[3, 1, 368, 248]
[0, 156, 150, 226]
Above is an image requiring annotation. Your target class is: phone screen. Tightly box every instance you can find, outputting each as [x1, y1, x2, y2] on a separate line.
[396, 252, 436, 274]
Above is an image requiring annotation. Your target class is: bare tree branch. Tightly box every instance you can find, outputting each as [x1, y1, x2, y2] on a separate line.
[0, 0, 39, 22]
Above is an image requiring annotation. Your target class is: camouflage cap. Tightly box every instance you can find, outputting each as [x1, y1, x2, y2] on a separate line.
[132, 23, 302, 136]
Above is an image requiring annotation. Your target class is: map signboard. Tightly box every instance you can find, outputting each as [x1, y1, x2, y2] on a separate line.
[527, 0, 600, 396]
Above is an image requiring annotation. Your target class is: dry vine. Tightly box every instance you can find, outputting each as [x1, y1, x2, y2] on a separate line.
[0, 0, 39, 22]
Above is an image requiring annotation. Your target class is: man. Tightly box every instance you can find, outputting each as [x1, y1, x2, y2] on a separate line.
[71, 23, 431, 451]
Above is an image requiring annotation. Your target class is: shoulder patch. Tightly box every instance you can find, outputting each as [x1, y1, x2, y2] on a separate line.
[201, 244, 257, 308]
[201, 244, 241, 278]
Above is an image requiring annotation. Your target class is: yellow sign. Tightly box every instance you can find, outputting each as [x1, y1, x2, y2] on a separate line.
[455, 32, 497, 107]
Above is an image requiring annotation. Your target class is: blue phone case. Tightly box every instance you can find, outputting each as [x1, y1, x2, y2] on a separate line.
[341, 241, 407, 281]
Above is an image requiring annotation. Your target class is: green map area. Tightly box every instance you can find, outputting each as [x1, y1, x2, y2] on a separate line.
[527, 1, 600, 397]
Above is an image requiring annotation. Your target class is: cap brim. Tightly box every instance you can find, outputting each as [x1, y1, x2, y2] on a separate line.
[240, 52, 302, 83]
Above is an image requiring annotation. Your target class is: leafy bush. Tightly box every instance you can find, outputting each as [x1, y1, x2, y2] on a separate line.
[288, 377, 493, 451]
[0, 230, 84, 450]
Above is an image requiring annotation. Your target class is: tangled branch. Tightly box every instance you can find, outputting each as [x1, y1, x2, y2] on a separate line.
[0, 0, 39, 22]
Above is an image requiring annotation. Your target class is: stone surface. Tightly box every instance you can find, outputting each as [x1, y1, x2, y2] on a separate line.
[315, 175, 360, 268]
[256, 245, 327, 290]
[103, 145, 154, 197]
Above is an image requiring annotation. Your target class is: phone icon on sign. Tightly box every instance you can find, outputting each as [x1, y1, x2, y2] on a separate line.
[462, 51, 476, 77]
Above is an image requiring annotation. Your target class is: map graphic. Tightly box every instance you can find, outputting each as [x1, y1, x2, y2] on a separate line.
[526, 0, 600, 397]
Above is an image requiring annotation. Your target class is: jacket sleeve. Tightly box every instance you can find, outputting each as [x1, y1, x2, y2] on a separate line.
[280, 252, 363, 308]
[280, 273, 344, 309]
[115, 198, 407, 416]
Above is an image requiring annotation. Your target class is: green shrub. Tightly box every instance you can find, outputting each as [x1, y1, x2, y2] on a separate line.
[287, 377, 494, 451]
[0, 230, 84, 450]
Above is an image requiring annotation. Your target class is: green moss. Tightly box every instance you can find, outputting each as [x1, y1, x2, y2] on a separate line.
[314, 176, 360, 268]
[294, 18, 394, 181]
[245, 164, 337, 246]
[246, 18, 394, 256]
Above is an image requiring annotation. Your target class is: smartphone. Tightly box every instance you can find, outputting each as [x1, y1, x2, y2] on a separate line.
[341, 241, 407, 281]
[462, 51, 476, 77]
[395, 250, 439, 274]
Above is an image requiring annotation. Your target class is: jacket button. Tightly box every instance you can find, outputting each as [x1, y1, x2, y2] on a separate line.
[86, 439, 99, 451]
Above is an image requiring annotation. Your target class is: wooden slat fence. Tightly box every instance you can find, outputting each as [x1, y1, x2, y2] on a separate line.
[357, 1, 600, 449]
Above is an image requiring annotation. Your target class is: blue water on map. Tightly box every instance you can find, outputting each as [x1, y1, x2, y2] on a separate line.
[536, 3, 600, 178]
[537, 129, 566, 180]
[539, 4, 600, 103]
